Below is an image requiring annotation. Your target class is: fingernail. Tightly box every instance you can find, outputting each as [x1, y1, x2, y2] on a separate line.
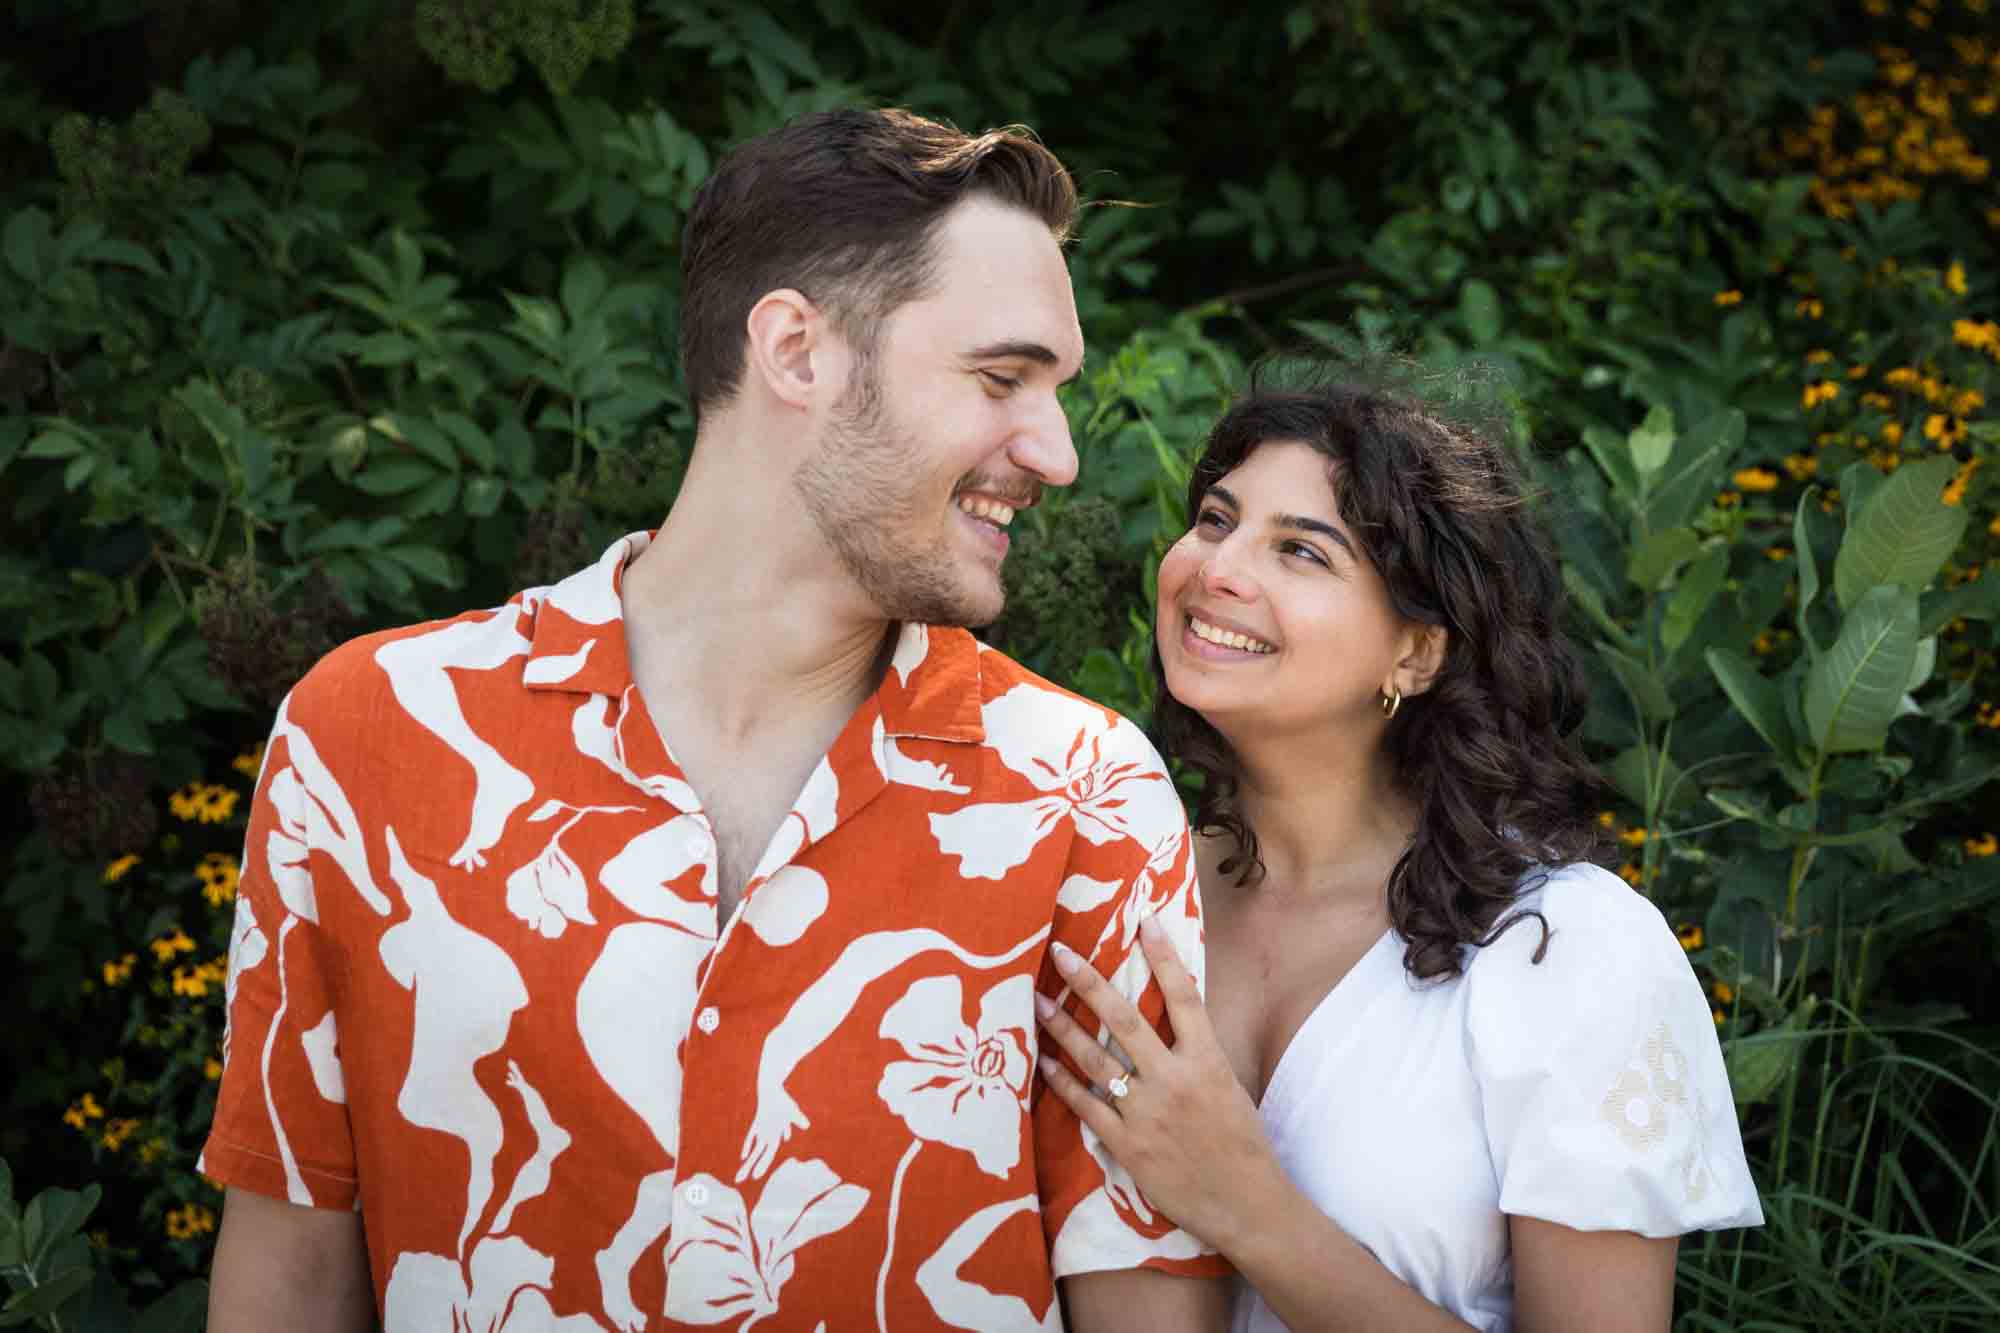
[1034, 992, 1056, 1021]
[1039, 1055, 1060, 1080]
[1050, 942, 1080, 976]
[1139, 915, 1164, 943]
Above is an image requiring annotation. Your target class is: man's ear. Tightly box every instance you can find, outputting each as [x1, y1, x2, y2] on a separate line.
[742, 288, 823, 410]
[1397, 622, 1449, 699]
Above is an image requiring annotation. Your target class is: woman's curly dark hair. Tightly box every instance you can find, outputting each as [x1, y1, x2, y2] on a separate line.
[1154, 358, 1609, 982]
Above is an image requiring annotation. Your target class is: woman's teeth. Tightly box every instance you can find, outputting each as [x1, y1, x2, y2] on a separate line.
[1189, 616, 1273, 654]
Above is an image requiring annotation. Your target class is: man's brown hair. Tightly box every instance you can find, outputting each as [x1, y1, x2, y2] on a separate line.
[678, 107, 1078, 415]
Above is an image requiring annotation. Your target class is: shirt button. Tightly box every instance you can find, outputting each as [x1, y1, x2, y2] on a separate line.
[686, 826, 712, 859]
[696, 1006, 720, 1034]
[683, 1182, 709, 1207]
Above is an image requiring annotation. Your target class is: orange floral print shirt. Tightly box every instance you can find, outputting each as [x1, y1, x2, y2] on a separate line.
[201, 533, 1222, 1331]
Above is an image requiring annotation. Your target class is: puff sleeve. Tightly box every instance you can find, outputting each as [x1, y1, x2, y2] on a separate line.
[1465, 863, 1764, 1237]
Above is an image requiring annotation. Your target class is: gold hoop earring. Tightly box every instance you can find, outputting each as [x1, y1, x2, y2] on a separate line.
[1380, 685, 1402, 720]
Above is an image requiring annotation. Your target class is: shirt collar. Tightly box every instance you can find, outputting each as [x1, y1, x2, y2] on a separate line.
[522, 533, 987, 745]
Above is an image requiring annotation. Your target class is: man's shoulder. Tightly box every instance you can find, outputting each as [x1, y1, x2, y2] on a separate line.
[285, 592, 538, 717]
[972, 641, 1161, 756]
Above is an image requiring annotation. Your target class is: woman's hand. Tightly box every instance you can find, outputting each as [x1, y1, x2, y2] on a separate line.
[1038, 916, 1284, 1248]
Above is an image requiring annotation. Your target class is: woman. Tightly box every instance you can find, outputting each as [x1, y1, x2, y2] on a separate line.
[1036, 365, 1762, 1331]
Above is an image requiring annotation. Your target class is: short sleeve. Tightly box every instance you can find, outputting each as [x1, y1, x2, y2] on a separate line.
[1030, 716, 1229, 1280]
[198, 681, 362, 1210]
[1465, 864, 1764, 1238]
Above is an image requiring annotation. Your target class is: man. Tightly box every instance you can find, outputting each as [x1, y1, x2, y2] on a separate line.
[203, 107, 1228, 1331]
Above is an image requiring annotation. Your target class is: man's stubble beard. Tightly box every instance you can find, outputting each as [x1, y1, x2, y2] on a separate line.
[790, 348, 1005, 628]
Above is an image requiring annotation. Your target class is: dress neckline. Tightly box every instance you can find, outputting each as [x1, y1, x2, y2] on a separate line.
[1255, 925, 1404, 1119]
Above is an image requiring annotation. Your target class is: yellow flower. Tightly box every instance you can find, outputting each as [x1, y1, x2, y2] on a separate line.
[1979, 701, 2000, 727]
[1847, 363, 1870, 379]
[101, 952, 137, 987]
[1753, 629, 1777, 655]
[168, 781, 240, 825]
[1712, 979, 1737, 1004]
[1881, 420, 1905, 446]
[1952, 389, 1985, 416]
[196, 852, 240, 908]
[1990, 514, 2000, 538]
[1766, 545, 1794, 561]
[1619, 827, 1649, 847]
[1944, 460, 1981, 506]
[149, 929, 195, 964]
[1783, 454, 1819, 481]
[63, 1093, 105, 1129]
[1596, 811, 1617, 829]
[1805, 349, 1833, 365]
[1885, 365, 1922, 388]
[1676, 923, 1705, 951]
[1796, 297, 1825, 318]
[138, 1137, 166, 1164]
[164, 1204, 218, 1241]
[1965, 833, 1998, 857]
[1734, 467, 1781, 492]
[232, 746, 265, 780]
[1714, 289, 1744, 307]
[1953, 319, 2000, 352]
[1716, 490, 1741, 509]
[1947, 261, 1969, 295]
[204, 1057, 223, 1081]
[102, 854, 140, 884]
[100, 1117, 141, 1152]
[1617, 863, 1644, 886]
[1713, 1008, 1727, 1026]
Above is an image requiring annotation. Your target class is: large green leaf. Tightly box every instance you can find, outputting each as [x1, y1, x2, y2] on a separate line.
[1646, 408, 1744, 531]
[1705, 648, 1795, 757]
[1832, 456, 1967, 610]
[1804, 585, 1920, 754]
[1661, 542, 1728, 654]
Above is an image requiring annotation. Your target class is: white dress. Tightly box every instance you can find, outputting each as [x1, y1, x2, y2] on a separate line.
[1230, 863, 1764, 1332]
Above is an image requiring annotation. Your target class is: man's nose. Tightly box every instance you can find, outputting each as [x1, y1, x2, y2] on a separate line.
[1009, 390, 1078, 488]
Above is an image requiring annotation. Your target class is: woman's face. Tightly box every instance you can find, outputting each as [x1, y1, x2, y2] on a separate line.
[1155, 439, 1419, 737]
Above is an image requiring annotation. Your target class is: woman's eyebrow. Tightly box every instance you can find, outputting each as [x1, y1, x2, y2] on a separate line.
[1275, 512, 1355, 555]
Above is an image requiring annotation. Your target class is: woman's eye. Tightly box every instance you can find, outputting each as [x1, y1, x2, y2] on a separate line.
[980, 371, 1020, 392]
[1195, 509, 1229, 530]
[1282, 540, 1328, 566]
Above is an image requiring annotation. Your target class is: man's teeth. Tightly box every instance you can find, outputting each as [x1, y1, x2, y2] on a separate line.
[957, 496, 1016, 525]
[1189, 616, 1274, 654]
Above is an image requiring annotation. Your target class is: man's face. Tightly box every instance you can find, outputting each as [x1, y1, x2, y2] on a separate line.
[791, 196, 1084, 627]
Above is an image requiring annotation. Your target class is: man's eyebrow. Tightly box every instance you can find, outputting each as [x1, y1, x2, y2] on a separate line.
[1208, 486, 1355, 554]
[968, 340, 1084, 385]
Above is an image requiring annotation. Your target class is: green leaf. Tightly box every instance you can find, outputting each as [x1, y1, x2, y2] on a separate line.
[22, 1184, 97, 1266]
[1646, 408, 1744, 531]
[1661, 543, 1728, 653]
[2, 1264, 91, 1320]
[24, 430, 84, 459]
[1706, 648, 1795, 757]
[1608, 744, 1699, 815]
[1724, 997, 1814, 1106]
[1804, 584, 1920, 753]
[350, 458, 439, 495]
[1792, 488, 1821, 657]
[1580, 425, 1639, 497]
[1626, 526, 1701, 590]
[1459, 278, 1501, 344]
[3, 207, 49, 283]
[384, 544, 455, 586]
[134, 1281, 211, 1333]
[1919, 574, 2000, 635]
[1832, 455, 1966, 610]
[1601, 644, 1674, 723]
[1627, 403, 1674, 478]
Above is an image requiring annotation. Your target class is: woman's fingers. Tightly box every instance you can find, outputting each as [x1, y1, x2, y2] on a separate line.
[1038, 1052, 1124, 1142]
[1034, 989, 1134, 1094]
[1048, 940, 1170, 1072]
[1137, 915, 1210, 1037]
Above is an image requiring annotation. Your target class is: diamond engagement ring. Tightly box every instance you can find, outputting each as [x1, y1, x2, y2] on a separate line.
[1106, 1074, 1132, 1100]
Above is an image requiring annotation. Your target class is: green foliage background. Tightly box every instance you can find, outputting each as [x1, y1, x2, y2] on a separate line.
[3, 0, 1999, 1326]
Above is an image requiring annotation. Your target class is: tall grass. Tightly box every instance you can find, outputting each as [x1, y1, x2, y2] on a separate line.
[1677, 1014, 2000, 1331]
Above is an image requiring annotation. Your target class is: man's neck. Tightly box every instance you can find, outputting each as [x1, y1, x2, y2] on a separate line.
[618, 437, 896, 744]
